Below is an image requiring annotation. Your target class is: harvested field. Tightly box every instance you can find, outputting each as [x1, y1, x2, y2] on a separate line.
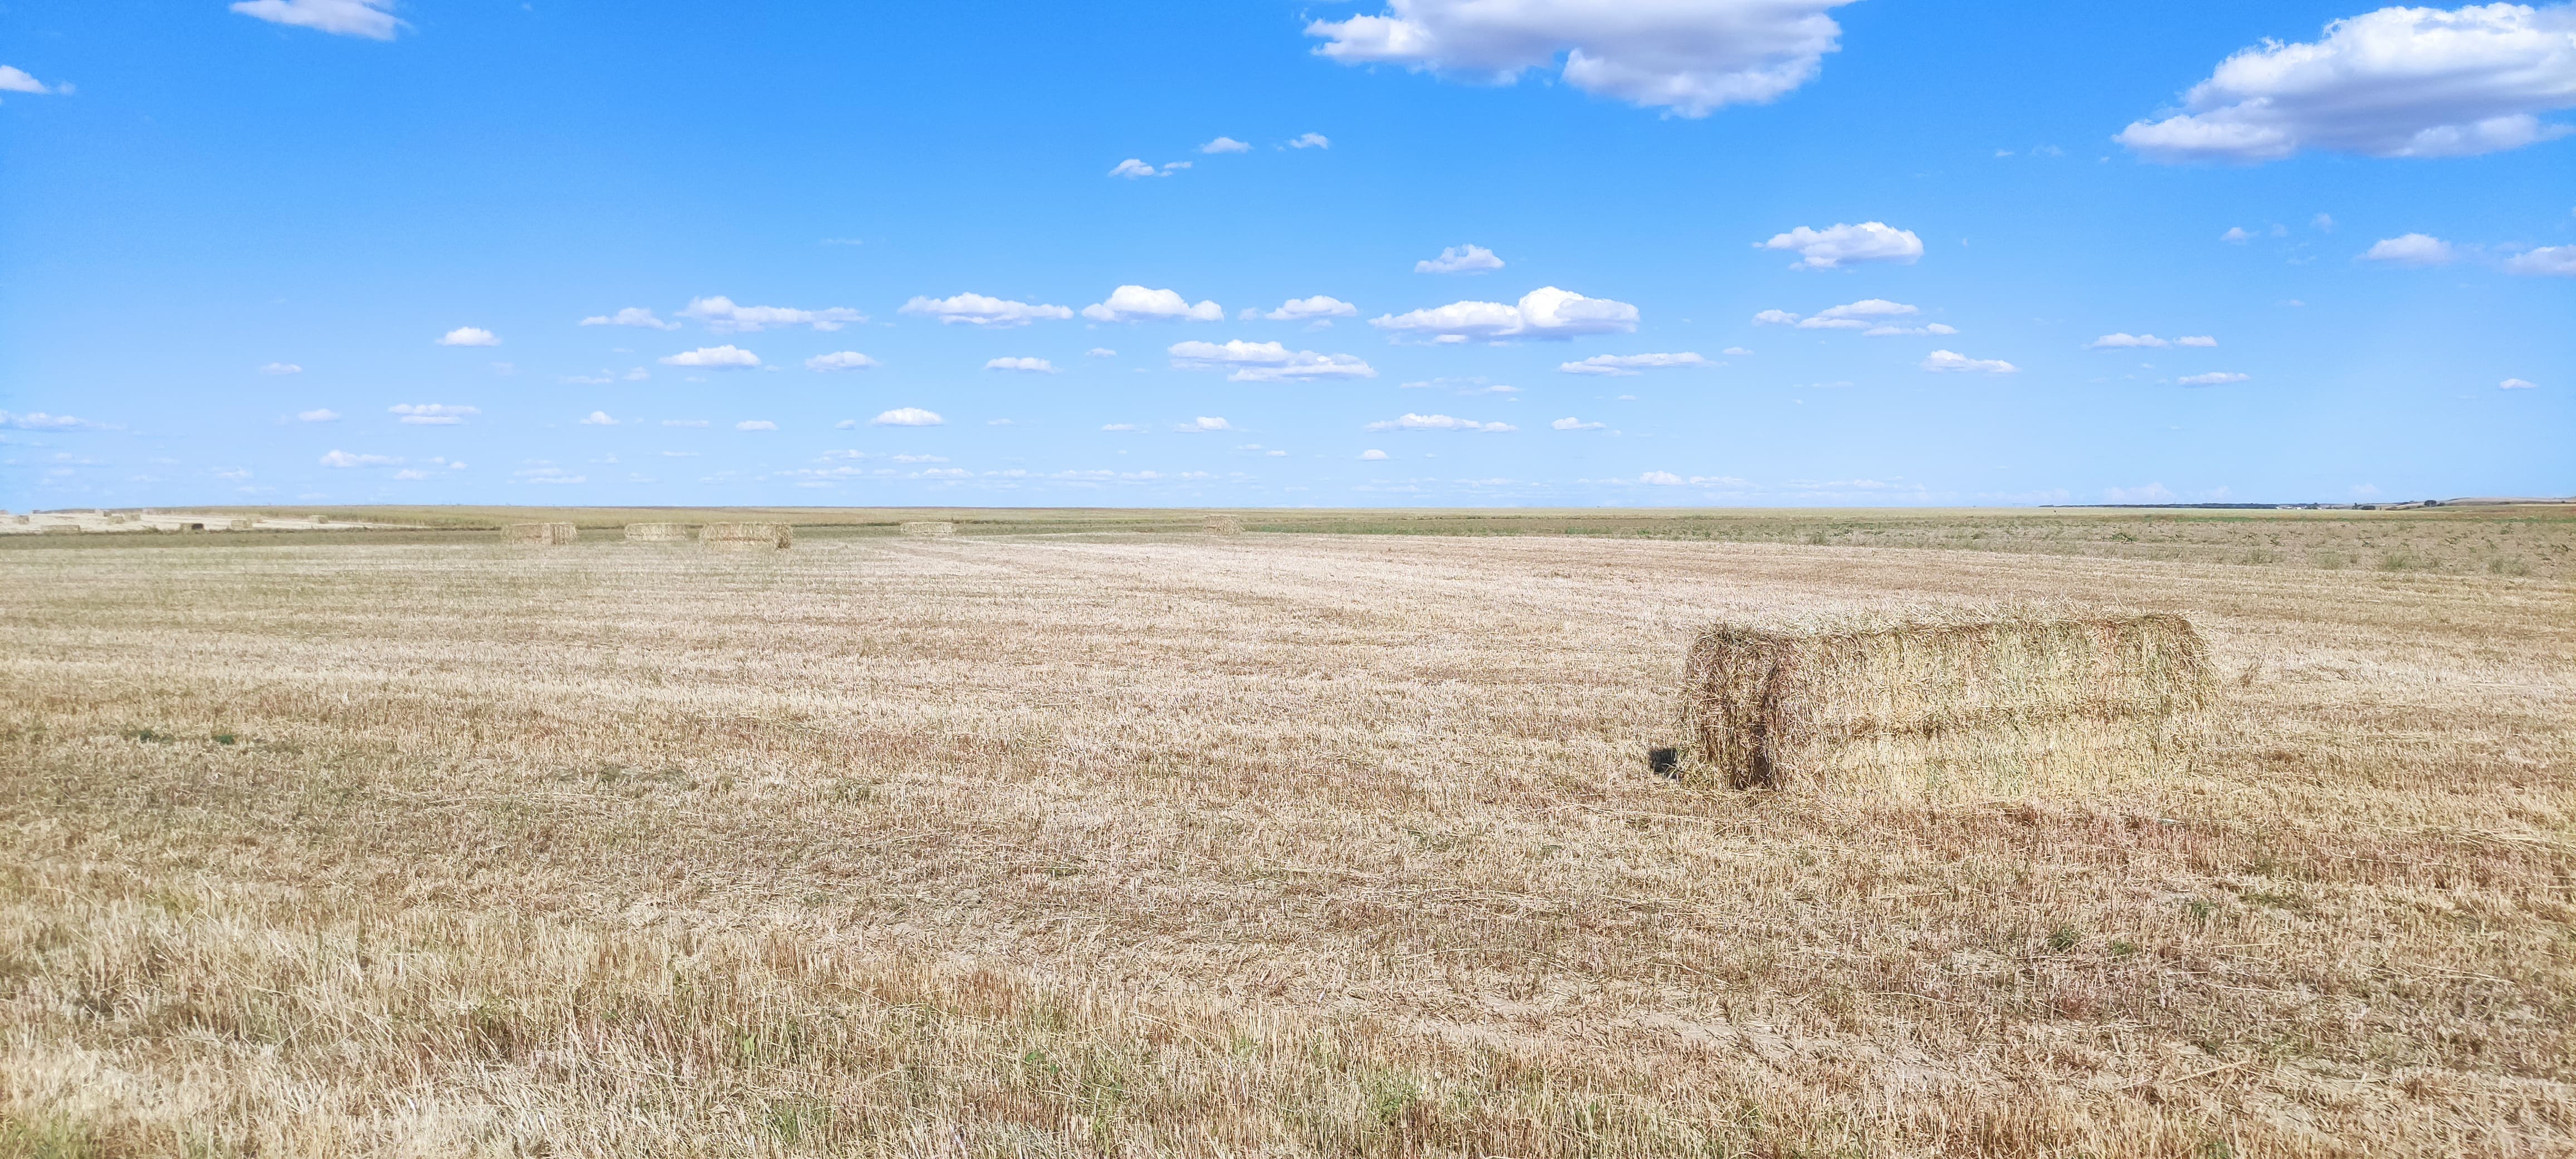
[623, 522, 694, 542]
[1206, 514, 1245, 535]
[900, 520, 957, 537]
[0, 525, 2570, 1156]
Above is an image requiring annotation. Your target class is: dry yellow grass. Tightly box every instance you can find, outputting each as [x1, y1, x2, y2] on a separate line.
[1206, 514, 1245, 536]
[1681, 607, 2215, 795]
[1, 528, 2570, 1156]
[623, 522, 694, 543]
[900, 520, 957, 538]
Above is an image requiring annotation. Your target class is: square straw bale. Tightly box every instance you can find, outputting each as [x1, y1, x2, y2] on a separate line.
[699, 522, 793, 550]
[501, 522, 578, 546]
[1680, 605, 2216, 796]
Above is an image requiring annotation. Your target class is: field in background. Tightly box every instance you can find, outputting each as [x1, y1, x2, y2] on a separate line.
[8, 503, 2575, 581]
[2, 511, 2571, 1156]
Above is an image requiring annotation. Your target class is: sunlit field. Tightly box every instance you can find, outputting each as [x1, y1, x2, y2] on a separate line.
[3, 508, 2570, 1156]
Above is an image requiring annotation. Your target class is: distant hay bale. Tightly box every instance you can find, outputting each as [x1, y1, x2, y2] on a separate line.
[227, 518, 256, 532]
[1680, 606, 2215, 796]
[177, 522, 207, 533]
[502, 522, 579, 546]
[700, 522, 792, 551]
[625, 522, 694, 542]
[1204, 514, 1244, 536]
[900, 520, 956, 538]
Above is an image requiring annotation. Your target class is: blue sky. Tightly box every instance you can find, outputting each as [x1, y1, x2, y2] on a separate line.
[2, 0, 2570, 508]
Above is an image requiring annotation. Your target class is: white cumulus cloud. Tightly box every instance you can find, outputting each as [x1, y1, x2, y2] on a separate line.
[580, 411, 617, 426]
[1552, 416, 1607, 430]
[296, 408, 339, 422]
[1, 66, 60, 94]
[1364, 412, 1516, 432]
[871, 407, 944, 427]
[1371, 286, 1638, 342]
[2505, 244, 2576, 275]
[230, 0, 400, 39]
[736, 420, 777, 431]
[1863, 323, 1958, 337]
[2500, 376, 2540, 388]
[2118, 4, 2576, 163]
[1087, 347, 1117, 358]
[680, 295, 863, 333]
[390, 403, 478, 425]
[436, 327, 499, 347]
[2179, 335, 2219, 347]
[1, 411, 90, 429]
[2178, 372, 2251, 386]
[1289, 132, 1332, 148]
[1415, 244, 1504, 274]
[1083, 285, 1224, 323]
[1201, 136, 1252, 153]
[1177, 417, 1234, 432]
[899, 293, 1075, 327]
[1762, 298, 1922, 330]
[660, 345, 762, 369]
[2089, 333, 2171, 349]
[1110, 158, 1191, 178]
[1360, 449, 1389, 460]
[319, 450, 399, 468]
[1757, 222, 1923, 269]
[985, 357, 1059, 373]
[579, 307, 679, 330]
[1920, 350, 2019, 374]
[1305, 0, 1853, 118]
[2361, 232, 2458, 265]
[1559, 352, 1710, 376]
[1263, 295, 1359, 321]
[259, 362, 303, 374]
[807, 351, 881, 372]
[1169, 340, 1378, 382]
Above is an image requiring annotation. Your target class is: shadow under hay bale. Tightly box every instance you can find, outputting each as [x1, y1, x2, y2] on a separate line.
[700, 522, 793, 551]
[1204, 514, 1244, 536]
[624, 522, 694, 543]
[900, 520, 955, 537]
[1680, 606, 2216, 797]
[502, 522, 579, 546]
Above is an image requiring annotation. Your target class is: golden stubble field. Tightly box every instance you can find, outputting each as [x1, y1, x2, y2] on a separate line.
[2, 519, 2572, 1157]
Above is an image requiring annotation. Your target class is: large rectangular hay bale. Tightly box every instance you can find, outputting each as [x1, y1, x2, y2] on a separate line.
[502, 522, 578, 546]
[1681, 607, 2214, 794]
[1204, 514, 1244, 535]
[700, 521, 792, 550]
[899, 520, 955, 537]
[625, 522, 694, 542]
